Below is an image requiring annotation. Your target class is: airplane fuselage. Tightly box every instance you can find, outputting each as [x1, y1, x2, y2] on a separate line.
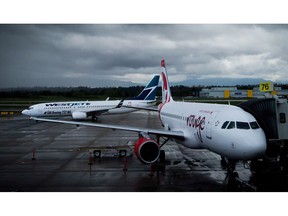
[22, 100, 156, 118]
[159, 101, 267, 160]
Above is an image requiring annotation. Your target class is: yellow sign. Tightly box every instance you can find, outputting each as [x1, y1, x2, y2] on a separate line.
[224, 90, 230, 98]
[260, 82, 274, 92]
[247, 90, 253, 98]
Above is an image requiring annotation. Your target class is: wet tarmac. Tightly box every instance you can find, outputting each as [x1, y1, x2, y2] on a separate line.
[0, 111, 288, 192]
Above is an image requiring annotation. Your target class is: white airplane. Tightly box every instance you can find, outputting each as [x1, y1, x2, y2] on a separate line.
[31, 60, 267, 174]
[22, 74, 159, 120]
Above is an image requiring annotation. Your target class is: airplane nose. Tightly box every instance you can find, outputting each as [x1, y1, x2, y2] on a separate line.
[21, 109, 28, 115]
[244, 132, 267, 159]
[251, 139, 266, 158]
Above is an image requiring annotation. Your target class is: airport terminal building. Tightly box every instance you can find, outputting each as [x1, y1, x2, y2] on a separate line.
[199, 86, 288, 98]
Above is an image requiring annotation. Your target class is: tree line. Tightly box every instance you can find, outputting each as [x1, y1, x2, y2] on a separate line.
[1, 84, 287, 100]
[0, 86, 201, 100]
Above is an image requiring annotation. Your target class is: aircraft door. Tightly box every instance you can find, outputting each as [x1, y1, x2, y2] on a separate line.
[206, 111, 218, 140]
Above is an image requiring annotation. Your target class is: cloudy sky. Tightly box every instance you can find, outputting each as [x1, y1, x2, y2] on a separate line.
[1, 24, 288, 88]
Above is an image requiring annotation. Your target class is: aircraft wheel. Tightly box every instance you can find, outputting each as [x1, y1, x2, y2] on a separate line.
[92, 115, 97, 121]
[233, 171, 239, 178]
[119, 150, 127, 157]
[93, 150, 101, 158]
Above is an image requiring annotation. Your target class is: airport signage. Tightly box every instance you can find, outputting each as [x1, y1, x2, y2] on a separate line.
[260, 82, 274, 92]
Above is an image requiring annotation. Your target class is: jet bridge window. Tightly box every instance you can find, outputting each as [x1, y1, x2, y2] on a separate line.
[221, 121, 229, 129]
[280, 113, 286, 123]
[236, 122, 250, 129]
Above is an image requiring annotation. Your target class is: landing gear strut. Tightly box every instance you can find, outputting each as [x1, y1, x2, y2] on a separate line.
[92, 115, 97, 121]
[222, 157, 239, 188]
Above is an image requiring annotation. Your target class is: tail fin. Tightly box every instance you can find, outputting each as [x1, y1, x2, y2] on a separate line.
[132, 74, 160, 100]
[161, 59, 173, 103]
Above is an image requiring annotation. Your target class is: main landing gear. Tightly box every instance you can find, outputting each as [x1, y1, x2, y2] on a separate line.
[92, 115, 97, 121]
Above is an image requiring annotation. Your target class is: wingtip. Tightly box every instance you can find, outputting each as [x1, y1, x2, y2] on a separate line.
[116, 99, 124, 108]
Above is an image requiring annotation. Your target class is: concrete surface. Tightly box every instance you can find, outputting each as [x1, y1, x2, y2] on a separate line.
[0, 111, 287, 192]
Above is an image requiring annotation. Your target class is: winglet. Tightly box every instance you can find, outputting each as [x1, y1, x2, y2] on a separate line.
[116, 99, 124, 108]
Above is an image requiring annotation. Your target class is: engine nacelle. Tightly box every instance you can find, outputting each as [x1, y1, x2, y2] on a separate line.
[134, 135, 160, 164]
[72, 111, 87, 120]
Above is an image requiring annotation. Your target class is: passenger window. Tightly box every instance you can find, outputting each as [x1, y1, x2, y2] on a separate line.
[227, 121, 235, 129]
[221, 121, 229, 129]
[250, 121, 260, 129]
[280, 113, 286, 123]
[236, 122, 250, 129]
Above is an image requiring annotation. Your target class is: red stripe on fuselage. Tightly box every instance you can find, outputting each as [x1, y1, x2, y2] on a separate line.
[158, 102, 167, 126]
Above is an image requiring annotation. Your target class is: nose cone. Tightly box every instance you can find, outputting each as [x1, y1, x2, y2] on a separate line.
[241, 131, 267, 160]
[224, 129, 267, 161]
[21, 109, 29, 116]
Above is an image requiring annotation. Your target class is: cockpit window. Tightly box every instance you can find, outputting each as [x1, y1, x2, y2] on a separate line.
[250, 121, 260, 129]
[221, 121, 229, 129]
[27, 107, 34, 110]
[227, 121, 235, 129]
[222, 121, 260, 130]
[236, 122, 250, 129]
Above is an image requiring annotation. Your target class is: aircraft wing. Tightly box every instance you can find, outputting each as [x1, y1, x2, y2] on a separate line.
[86, 98, 124, 116]
[122, 105, 158, 112]
[31, 117, 185, 140]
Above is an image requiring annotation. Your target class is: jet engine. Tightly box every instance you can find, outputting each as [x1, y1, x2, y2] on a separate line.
[134, 132, 160, 164]
[72, 111, 87, 120]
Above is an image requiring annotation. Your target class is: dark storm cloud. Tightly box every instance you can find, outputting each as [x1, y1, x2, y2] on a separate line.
[1, 24, 288, 88]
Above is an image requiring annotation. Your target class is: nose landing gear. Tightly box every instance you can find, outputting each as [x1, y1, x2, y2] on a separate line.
[221, 157, 240, 189]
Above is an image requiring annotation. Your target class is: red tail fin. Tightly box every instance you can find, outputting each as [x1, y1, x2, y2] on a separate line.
[161, 59, 173, 103]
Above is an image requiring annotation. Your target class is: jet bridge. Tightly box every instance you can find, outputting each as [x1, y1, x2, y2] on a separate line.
[238, 97, 288, 175]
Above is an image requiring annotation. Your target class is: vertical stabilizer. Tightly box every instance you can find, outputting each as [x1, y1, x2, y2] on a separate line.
[132, 74, 160, 100]
[161, 59, 173, 103]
